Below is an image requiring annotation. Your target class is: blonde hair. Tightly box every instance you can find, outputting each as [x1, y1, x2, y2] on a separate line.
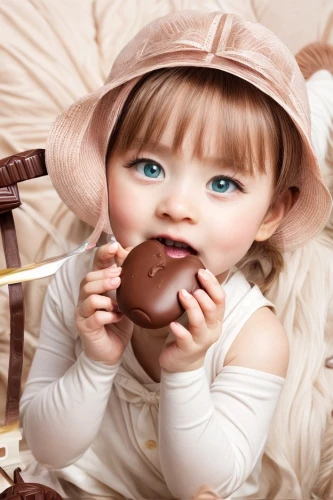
[108, 67, 303, 290]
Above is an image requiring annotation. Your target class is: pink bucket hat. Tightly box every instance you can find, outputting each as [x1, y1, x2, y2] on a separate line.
[46, 10, 332, 251]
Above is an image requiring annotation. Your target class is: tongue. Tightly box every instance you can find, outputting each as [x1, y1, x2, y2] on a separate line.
[164, 245, 192, 258]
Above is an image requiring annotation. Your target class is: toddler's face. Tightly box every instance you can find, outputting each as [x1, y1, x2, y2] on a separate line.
[107, 122, 276, 283]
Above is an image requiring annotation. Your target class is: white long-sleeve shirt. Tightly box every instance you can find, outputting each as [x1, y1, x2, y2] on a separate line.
[20, 249, 285, 500]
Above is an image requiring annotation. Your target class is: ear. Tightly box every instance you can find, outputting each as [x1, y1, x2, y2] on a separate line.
[255, 189, 294, 242]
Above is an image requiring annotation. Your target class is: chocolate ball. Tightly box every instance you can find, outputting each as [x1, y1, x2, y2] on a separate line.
[116, 240, 204, 329]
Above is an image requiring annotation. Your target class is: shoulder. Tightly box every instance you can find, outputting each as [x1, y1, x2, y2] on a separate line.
[224, 306, 290, 378]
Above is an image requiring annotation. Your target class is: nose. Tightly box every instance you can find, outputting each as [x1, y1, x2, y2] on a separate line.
[155, 184, 198, 224]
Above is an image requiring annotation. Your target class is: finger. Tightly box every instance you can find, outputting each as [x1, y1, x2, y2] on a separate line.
[78, 294, 114, 319]
[84, 265, 121, 282]
[93, 242, 119, 271]
[79, 276, 121, 302]
[197, 269, 225, 312]
[114, 243, 133, 267]
[79, 310, 123, 333]
[169, 321, 194, 349]
[192, 288, 219, 327]
[178, 289, 206, 337]
[81, 265, 121, 288]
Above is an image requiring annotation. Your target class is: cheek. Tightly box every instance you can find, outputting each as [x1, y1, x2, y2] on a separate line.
[107, 176, 142, 241]
[207, 204, 267, 272]
[109, 192, 135, 229]
[226, 212, 263, 244]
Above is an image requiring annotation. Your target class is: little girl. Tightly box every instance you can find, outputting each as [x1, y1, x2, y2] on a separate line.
[19, 10, 331, 500]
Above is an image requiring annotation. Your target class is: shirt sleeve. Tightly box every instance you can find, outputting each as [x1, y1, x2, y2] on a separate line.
[159, 365, 284, 500]
[20, 252, 120, 469]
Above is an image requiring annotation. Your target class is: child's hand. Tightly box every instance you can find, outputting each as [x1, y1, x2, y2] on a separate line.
[93, 240, 130, 270]
[75, 241, 133, 366]
[159, 269, 225, 373]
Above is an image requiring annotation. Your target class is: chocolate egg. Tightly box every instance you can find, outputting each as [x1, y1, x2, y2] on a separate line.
[116, 240, 204, 329]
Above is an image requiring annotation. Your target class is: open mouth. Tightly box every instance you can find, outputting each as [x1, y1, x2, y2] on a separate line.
[153, 237, 197, 258]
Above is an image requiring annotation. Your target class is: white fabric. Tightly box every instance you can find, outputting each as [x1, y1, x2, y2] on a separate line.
[306, 70, 333, 244]
[307, 70, 333, 167]
[20, 250, 285, 500]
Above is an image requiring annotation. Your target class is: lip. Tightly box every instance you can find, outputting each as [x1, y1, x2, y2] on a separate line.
[150, 234, 197, 254]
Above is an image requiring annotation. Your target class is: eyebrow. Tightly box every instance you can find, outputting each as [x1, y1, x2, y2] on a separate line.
[129, 138, 245, 172]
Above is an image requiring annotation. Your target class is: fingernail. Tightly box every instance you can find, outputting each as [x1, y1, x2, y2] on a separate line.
[109, 277, 120, 285]
[181, 289, 191, 298]
[199, 269, 210, 280]
[110, 235, 117, 243]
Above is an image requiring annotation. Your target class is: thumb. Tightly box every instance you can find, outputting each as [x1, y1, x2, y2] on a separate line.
[93, 242, 119, 271]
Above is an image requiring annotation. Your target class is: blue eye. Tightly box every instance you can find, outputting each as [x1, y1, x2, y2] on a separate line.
[136, 161, 164, 179]
[208, 177, 238, 194]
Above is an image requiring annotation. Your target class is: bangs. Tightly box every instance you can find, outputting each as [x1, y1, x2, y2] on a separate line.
[108, 67, 284, 178]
